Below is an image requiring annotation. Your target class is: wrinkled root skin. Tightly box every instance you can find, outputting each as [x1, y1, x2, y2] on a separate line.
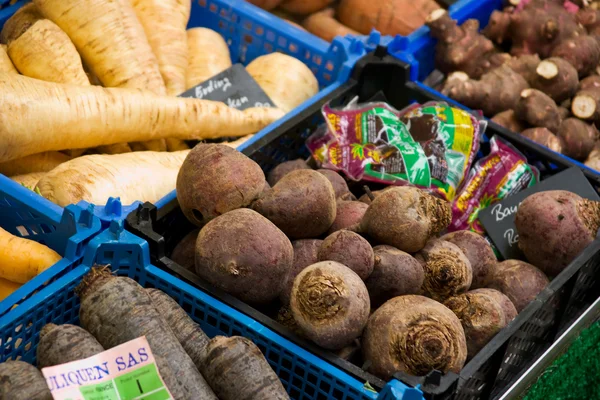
[471, 288, 518, 323]
[362, 295, 467, 379]
[0, 360, 52, 400]
[290, 261, 370, 350]
[515, 190, 599, 276]
[318, 230, 374, 281]
[280, 239, 322, 305]
[440, 231, 497, 289]
[37, 323, 105, 369]
[488, 260, 549, 312]
[506, 54, 541, 85]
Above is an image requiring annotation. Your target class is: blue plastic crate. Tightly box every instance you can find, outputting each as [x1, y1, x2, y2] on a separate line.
[0, 174, 102, 318]
[0, 222, 423, 400]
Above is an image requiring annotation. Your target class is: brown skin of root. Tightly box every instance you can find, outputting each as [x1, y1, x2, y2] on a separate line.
[558, 118, 599, 160]
[267, 159, 310, 186]
[551, 36, 600, 78]
[318, 230, 375, 281]
[515, 90, 562, 133]
[505, 54, 541, 85]
[440, 231, 497, 289]
[488, 260, 549, 312]
[290, 261, 370, 350]
[558, 106, 571, 120]
[277, 305, 305, 337]
[0, 360, 52, 400]
[531, 57, 579, 103]
[279, 239, 323, 305]
[317, 169, 353, 200]
[0, 3, 42, 44]
[471, 288, 518, 323]
[492, 110, 528, 133]
[358, 187, 393, 205]
[515, 190, 600, 276]
[362, 295, 467, 379]
[302, 7, 360, 42]
[577, 8, 600, 36]
[328, 201, 368, 234]
[483, 9, 512, 44]
[195, 208, 293, 304]
[521, 128, 564, 152]
[580, 75, 600, 91]
[37, 324, 105, 368]
[170, 229, 199, 272]
[252, 169, 337, 239]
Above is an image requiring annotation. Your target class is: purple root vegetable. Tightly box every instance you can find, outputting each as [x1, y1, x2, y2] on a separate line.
[276, 305, 304, 337]
[37, 324, 104, 368]
[355, 187, 452, 253]
[252, 169, 337, 239]
[147, 289, 210, 370]
[195, 208, 293, 304]
[444, 289, 516, 358]
[362, 295, 467, 379]
[0, 360, 52, 400]
[515, 190, 600, 276]
[328, 201, 368, 234]
[487, 260, 549, 312]
[440, 231, 497, 289]
[471, 288, 518, 323]
[364, 245, 424, 308]
[318, 230, 374, 280]
[416, 239, 473, 302]
[290, 261, 370, 350]
[317, 169, 355, 200]
[267, 159, 310, 186]
[77, 267, 217, 400]
[170, 229, 200, 271]
[279, 239, 323, 305]
[177, 144, 266, 227]
[201, 336, 290, 400]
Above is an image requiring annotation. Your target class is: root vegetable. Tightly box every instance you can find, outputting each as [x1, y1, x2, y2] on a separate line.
[280, 0, 333, 14]
[290, 261, 370, 350]
[186, 28, 232, 90]
[177, 144, 266, 226]
[165, 139, 190, 152]
[36, 150, 189, 207]
[515, 190, 600, 276]
[0, 152, 70, 176]
[195, 209, 293, 304]
[267, 159, 310, 186]
[318, 230, 374, 280]
[246, 53, 318, 113]
[147, 289, 210, 370]
[302, 8, 360, 42]
[0, 3, 43, 44]
[202, 336, 290, 400]
[358, 188, 389, 204]
[416, 239, 473, 302]
[317, 169, 353, 200]
[327, 201, 368, 234]
[77, 267, 217, 400]
[572, 87, 600, 120]
[557, 118, 599, 160]
[579, 75, 600, 90]
[356, 186, 452, 253]
[95, 143, 133, 155]
[506, 54, 541, 85]
[247, 0, 284, 10]
[521, 127, 564, 152]
[531, 58, 579, 102]
[551, 36, 600, 77]
[0, 360, 52, 400]
[0, 74, 283, 163]
[362, 295, 467, 379]
[440, 231, 497, 289]
[484, 9, 513, 45]
[0, 278, 21, 301]
[365, 245, 424, 308]
[276, 305, 304, 336]
[444, 289, 516, 358]
[515, 89, 562, 133]
[577, 7, 600, 35]
[338, 0, 439, 36]
[11, 172, 45, 189]
[171, 229, 200, 272]
[132, 0, 191, 96]
[280, 239, 323, 305]
[487, 260, 549, 312]
[252, 169, 337, 239]
[37, 324, 105, 368]
[558, 106, 571, 120]
[473, 288, 518, 323]
[492, 110, 528, 132]
[0, 45, 17, 74]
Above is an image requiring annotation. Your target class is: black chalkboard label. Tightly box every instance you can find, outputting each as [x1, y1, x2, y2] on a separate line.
[179, 64, 275, 110]
[478, 167, 600, 261]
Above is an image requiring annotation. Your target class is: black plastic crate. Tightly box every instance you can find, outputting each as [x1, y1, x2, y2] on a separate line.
[126, 50, 600, 400]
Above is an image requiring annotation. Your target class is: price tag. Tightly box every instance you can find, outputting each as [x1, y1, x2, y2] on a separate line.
[42, 336, 172, 400]
[179, 64, 275, 110]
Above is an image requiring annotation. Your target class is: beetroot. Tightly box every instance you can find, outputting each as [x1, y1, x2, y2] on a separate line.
[317, 169, 354, 200]
[279, 239, 322, 305]
[318, 230, 374, 280]
[487, 260, 549, 312]
[267, 159, 310, 186]
[170, 229, 199, 271]
[440, 231, 497, 289]
[328, 201, 368, 234]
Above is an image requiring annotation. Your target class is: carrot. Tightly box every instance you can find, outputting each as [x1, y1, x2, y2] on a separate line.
[202, 336, 290, 400]
[0, 360, 52, 400]
[11, 172, 45, 190]
[146, 289, 210, 370]
[0, 45, 17, 74]
[0, 74, 284, 163]
[186, 28, 232, 90]
[0, 227, 62, 284]
[302, 8, 361, 42]
[77, 267, 217, 400]
[0, 152, 71, 176]
[37, 323, 105, 368]
[0, 278, 21, 301]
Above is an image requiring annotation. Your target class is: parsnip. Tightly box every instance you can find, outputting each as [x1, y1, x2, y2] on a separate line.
[0, 45, 17, 74]
[131, 0, 191, 96]
[186, 28, 232, 89]
[0, 74, 283, 163]
[96, 143, 133, 155]
[0, 3, 43, 44]
[36, 151, 190, 207]
[246, 53, 318, 112]
[166, 139, 190, 151]
[0, 278, 21, 301]
[0, 152, 71, 176]
[0, 227, 62, 284]
[11, 172, 46, 189]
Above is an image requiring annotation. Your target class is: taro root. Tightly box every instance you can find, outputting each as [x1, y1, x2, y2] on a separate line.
[267, 158, 310, 186]
[487, 260, 549, 312]
[356, 186, 452, 253]
[362, 295, 467, 379]
[279, 239, 323, 305]
[195, 208, 293, 304]
[444, 288, 517, 358]
[290, 261, 370, 350]
[328, 201, 368, 234]
[252, 169, 336, 239]
[440, 231, 497, 289]
[515, 190, 600, 276]
[177, 144, 266, 226]
[416, 239, 473, 302]
[318, 230, 374, 280]
[365, 245, 424, 308]
[170, 229, 200, 271]
[317, 169, 354, 200]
